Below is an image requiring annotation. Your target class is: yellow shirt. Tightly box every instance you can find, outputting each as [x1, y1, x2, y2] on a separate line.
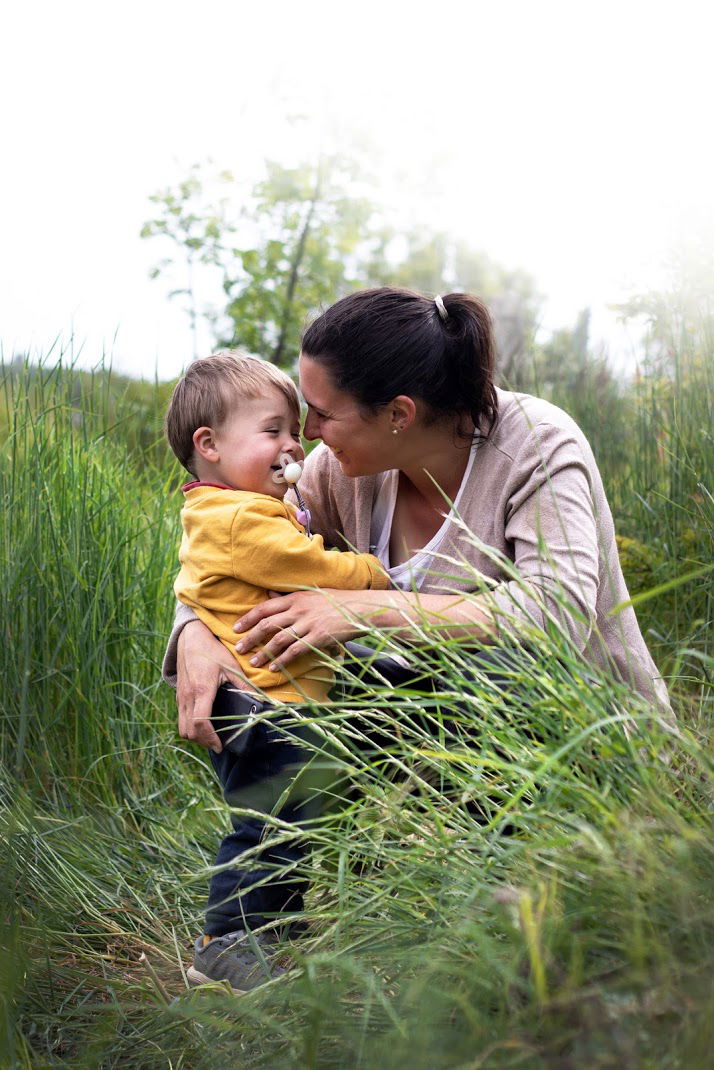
[174, 483, 389, 703]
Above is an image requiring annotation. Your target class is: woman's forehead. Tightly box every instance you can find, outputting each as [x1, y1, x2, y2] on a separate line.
[298, 354, 339, 406]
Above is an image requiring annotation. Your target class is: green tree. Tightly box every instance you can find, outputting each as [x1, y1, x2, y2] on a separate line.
[142, 157, 542, 382]
[142, 157, 376, 369]
[140, 164, 232, 361]
[535, 309, 630, 473]
[614, 233, 714, 374]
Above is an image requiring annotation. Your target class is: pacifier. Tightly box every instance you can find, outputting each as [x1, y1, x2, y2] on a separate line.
[272, 452, 312, 536]
[272, 452, 304, 486]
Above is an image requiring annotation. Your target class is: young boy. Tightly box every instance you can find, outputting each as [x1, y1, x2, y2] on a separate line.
[164, 351, 389, 992]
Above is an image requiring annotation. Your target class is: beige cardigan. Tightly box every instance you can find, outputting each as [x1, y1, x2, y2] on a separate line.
[164, 388, 670, 712]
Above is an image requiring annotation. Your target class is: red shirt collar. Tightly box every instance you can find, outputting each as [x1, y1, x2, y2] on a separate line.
[181, 480, 235, 493]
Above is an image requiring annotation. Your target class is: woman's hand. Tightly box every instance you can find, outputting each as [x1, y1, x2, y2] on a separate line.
[176, 619, 242, 753]
[233, 588, 496, 672]
[234, 590, 369, 670]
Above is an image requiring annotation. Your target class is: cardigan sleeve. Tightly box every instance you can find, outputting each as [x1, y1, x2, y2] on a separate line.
[161, 601, 198, 687]
[488, 423, 600, 650]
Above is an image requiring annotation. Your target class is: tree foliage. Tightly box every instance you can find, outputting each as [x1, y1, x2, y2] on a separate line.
[534, 309, 630, 473]
[142, 157, 376, 369]
[141, 157, 542, 376]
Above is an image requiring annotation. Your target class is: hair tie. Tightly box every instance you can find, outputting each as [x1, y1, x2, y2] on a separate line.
[434, 294, 448, 322]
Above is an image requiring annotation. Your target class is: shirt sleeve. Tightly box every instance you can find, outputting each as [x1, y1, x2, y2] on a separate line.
[488, 423, 600, 651]
[161, 601, 198, 687]
[230, 497, 389, 592]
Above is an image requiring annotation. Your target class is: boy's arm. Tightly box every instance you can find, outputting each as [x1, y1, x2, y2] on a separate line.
[230, 498, 389, 592]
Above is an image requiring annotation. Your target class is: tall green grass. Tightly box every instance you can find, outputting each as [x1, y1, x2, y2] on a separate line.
[1, 329, 712, 1068]
[0, 358, 182, 802]
[533, 305, 713, 717]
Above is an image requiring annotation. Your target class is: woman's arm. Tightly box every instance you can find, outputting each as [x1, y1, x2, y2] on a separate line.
[233, 587, 496, 671]
[162, 601, 201, 686]
[164, 602, 238, 752]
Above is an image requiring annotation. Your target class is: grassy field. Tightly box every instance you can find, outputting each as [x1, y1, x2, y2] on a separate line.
[1, 308, 712, 1068]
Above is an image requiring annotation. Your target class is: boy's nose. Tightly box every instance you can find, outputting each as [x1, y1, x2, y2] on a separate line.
[281, 439, 303, 459]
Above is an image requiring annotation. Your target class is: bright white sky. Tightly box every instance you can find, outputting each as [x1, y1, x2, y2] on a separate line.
[1, 0, 712, 379]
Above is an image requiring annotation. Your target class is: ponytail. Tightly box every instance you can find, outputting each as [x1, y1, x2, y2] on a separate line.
[301, 287, 498, 439]
[436, 292, 498, 437]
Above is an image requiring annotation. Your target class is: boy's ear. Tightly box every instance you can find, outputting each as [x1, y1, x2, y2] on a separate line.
[192, 426, 219, 463]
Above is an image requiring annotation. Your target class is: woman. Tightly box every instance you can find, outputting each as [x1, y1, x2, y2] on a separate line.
[166, 288, 669, 748]
[165, 288, 671, 990]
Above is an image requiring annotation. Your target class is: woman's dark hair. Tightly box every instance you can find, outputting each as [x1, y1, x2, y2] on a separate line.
[301, 288, 498, 438]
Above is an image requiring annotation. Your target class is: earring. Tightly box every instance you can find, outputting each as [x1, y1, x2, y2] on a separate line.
[392, 428, 398, 436]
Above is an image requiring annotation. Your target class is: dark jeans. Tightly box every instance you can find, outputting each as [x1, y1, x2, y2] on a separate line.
[204, 644, 532, 936]
[205, 690, 320, 935]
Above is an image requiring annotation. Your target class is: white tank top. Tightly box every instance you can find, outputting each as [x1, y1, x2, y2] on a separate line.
[369, 443, 479, 591]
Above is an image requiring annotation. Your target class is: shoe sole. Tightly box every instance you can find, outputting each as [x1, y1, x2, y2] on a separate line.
[186, 965, 246, 993]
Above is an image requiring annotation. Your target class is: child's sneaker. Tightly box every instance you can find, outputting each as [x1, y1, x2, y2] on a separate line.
[187, 928, 288, 992]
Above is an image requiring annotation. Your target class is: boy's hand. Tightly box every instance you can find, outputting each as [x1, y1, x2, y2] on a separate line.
[176, 620, 242, 753]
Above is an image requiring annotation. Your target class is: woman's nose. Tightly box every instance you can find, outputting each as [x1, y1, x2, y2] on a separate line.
[303, 413, 319, 440]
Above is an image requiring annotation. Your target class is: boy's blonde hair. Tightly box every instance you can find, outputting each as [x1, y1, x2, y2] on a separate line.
[165, 350, 301, 476]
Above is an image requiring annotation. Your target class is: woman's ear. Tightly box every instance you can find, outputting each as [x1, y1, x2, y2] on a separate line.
[192, 426, 219, 463]
[389, 395, 417, 433]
